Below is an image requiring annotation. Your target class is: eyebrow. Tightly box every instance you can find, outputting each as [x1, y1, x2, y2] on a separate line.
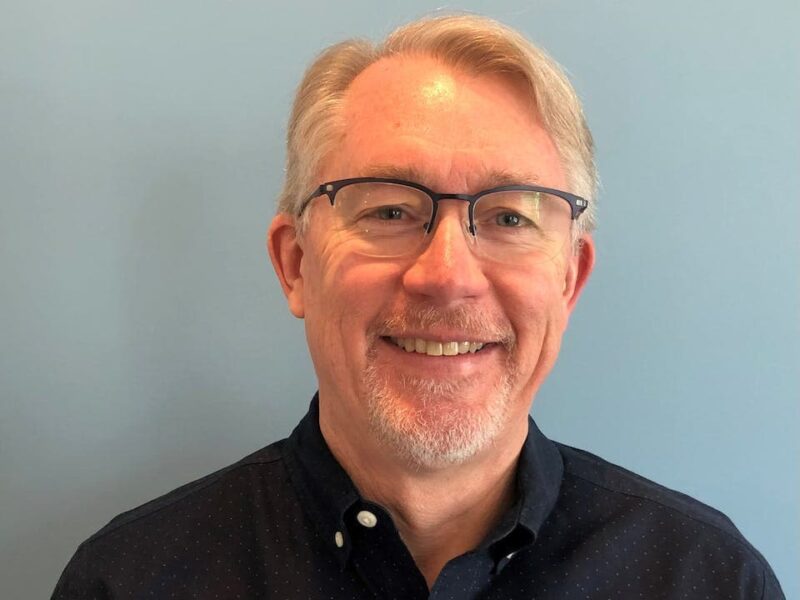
[359, 164, 541, 191]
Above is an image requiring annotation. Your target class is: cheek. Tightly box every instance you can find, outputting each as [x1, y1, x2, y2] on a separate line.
[301, 241, 403, 369]
[497, 264, 569, 341]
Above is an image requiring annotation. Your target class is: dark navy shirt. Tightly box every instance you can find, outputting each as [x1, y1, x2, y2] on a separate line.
[53, 396, 784, 599]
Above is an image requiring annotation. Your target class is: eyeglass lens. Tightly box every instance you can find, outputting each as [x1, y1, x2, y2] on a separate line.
[330, 181, 572, 263]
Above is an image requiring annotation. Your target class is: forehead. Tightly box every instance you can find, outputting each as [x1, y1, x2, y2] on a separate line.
[323, 54, 566, 192]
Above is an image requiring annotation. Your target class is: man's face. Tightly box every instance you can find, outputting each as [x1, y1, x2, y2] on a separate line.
[270, 55, 593, 468]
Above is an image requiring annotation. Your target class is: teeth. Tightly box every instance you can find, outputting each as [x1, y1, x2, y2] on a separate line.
[390, 337, 485, 356]
[442, 342, 458, 356]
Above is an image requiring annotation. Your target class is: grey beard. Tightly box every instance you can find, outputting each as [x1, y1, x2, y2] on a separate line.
[362, 354, 518, 469]
[361, 302, 518, 469]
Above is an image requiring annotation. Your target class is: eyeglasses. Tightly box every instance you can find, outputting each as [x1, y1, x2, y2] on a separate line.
[299, 177, 588, 263]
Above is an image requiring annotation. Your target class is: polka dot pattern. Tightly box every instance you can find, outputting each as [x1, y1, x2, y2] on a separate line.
[52, 397, 784, 598]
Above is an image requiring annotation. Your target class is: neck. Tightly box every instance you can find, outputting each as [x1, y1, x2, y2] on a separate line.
[320, 403, 528, 588]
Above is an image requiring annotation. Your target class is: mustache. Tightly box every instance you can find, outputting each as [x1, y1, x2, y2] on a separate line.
[370, 304, 516, 349]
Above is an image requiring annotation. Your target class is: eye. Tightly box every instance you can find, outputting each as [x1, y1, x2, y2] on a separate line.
[494, 212, 531, 227]
[374, 206, 405, 220]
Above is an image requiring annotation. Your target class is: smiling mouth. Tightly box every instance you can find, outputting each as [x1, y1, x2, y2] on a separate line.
[386, 337, 487, 356]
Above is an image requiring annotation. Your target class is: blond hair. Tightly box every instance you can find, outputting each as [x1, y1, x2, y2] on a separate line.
[278, 14, 597, 234]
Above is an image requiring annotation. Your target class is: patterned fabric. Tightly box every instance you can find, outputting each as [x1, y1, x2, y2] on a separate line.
[52, 395, 784, 599]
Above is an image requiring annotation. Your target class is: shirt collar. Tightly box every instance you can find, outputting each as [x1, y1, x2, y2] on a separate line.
[282, 394, 564, 568]
[516, 415, 565, 537]
[282, 394, 361, 568]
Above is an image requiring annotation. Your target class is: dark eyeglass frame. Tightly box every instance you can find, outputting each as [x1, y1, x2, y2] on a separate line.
[299, 177, 589, 235]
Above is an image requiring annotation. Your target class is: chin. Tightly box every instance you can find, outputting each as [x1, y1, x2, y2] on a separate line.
[362, 365, 518, 469]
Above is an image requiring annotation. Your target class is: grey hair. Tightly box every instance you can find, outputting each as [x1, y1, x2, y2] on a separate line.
[277, 14, 597, 236]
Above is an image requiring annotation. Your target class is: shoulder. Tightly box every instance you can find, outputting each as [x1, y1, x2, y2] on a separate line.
[553, 442, 781, 588]
[51, 438, 321, 598]
[556, 442, 737, 532]
[84, 439, 289, 546]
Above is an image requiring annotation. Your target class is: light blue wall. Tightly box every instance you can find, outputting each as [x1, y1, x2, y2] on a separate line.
[2, 2, 797, 597]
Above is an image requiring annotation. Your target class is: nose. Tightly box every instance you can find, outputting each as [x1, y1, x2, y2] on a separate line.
[401, 202, 490, 305]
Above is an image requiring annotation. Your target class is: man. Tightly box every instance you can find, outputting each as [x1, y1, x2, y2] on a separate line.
[53, 15, 784, 599]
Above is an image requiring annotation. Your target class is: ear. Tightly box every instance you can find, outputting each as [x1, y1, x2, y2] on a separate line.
[267, 213, 305, 318]
[562, 234, 595, 313]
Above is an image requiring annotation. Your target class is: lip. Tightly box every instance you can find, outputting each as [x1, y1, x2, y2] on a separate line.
[379, 332, 495, 345]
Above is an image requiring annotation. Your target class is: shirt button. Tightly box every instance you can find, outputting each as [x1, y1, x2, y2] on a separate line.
[334, 531, 344, 548]
[356, 510, 378, 528]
